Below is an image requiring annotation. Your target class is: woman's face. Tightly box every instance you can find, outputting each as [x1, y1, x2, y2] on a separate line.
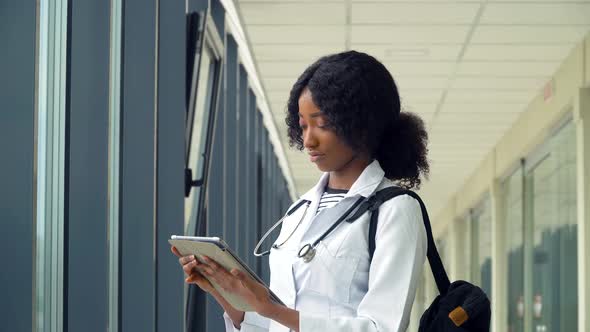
[298, 89, 358, 172]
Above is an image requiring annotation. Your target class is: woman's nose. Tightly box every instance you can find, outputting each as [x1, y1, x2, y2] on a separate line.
[303, 128, 318, 149]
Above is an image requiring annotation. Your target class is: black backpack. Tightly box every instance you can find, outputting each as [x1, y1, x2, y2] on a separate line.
[347, 186, 491, 331]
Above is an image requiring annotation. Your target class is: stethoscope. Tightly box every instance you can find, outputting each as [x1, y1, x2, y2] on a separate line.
[253, 196, 366, 263]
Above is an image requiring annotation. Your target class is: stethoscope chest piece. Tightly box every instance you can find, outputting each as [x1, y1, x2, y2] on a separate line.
[298, 243, 316, 263]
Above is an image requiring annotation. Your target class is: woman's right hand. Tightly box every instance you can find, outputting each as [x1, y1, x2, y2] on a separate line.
[171, 246, 216, 294]
[171, 246, 245, 328]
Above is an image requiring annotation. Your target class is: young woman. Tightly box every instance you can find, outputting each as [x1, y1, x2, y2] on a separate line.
[172, 50, 430, 332]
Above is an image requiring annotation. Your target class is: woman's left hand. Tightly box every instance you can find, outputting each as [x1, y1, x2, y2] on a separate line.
[197, 256, 277, 317]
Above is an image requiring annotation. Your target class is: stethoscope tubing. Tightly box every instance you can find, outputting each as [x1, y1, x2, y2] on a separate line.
[253, 195, 366, 263]
[253, 199, 311, 257]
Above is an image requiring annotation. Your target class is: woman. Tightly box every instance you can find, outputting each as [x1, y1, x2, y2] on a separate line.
[172, 50, 429, 332]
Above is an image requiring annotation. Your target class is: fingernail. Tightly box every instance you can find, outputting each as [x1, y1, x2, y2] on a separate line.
[203, 256, 210, 262]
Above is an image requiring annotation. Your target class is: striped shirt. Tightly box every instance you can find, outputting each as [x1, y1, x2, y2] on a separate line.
[316, 187, 349, 214]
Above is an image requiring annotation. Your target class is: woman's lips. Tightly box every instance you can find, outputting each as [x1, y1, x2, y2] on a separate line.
[309, 153, 325, 162]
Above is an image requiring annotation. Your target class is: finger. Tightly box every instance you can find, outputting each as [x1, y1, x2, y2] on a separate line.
[183, 260, 199, 275]
[178, 255, 196, 266]
[231, 269, 254, 290]
[199, 264, 215, 276]
[230, 268, 244, 280]
[171, 246, 182, 257]
[202, 256, 230, 277]
[197, 260, 230, 289]
[186, 272, 205, 283]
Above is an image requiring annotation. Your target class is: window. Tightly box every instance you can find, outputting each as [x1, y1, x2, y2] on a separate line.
[184, 12, 222, 235]
[503, 167, 524, 332]
[35, 1, 67, 330]
[524, 119, 577, 332]
[471, 197, 492, 298]
[455, 214, 472, 281]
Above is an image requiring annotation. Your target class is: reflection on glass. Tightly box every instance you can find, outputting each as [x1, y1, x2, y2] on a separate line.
[526, 121, 577, 332]
[457, 215, 471, 281]
[35, 1, 67, 331]
[107, 0, 122, 330]
[185, 46, 218, 233]
[437, 236, 450, 273]
[504, 167, 524, 332]
[472, 198, 492, 299]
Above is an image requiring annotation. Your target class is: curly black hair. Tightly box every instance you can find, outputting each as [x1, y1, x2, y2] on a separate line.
[285, 50, 429, 189]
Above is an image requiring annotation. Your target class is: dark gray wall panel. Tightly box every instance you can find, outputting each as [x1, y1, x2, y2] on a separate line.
[246, 90, 256, 268]
[238, 65, 248, 260]
[66, 1, 110, 330]
[156, 1, 185, 332]
[224, 35, 238, 250]
[204, 76, 225, 332]
[0, 1, 36, 331]
[188, 0, 208, 13]
[210, 0, 225, 37]
[120, 0, 157, 330]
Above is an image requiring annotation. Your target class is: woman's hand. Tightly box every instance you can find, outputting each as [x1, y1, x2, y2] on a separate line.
[171, 246, 246, 328]
[197, 256, 278, 317]
[171, 246, 216, 294]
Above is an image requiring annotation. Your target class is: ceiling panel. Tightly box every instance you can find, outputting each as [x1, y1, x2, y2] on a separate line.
[463, 44, 575, 61]
[400, 89, 443, 103]
[257, 61, 313, 78]
[354, 44, 461, 61]
[351, 3, 479, 24]
[248, 25, 346, 44]
[396, 76, 450, 89]
[264, 77, 299, 92]
[445, 89, 534, 104]
[402, 103, 437, 115]
[253, 44, 344, 62]
[452, 77, 545, 90]
[384, 61, 456, 76]
[434, 112, 518, 123]
[240, 3, 346, 25]
[237, 0, 588, 216]
[456, 61, 559, 76]
[471, 25, 590, 44]
[240, 0, 343, 2]
[351, 26, 469, 44]
[439, 103, 525, 113]
[481, 3, 590, 25]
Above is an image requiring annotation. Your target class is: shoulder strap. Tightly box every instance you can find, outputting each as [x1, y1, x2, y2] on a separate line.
[347, 186, 451, 295]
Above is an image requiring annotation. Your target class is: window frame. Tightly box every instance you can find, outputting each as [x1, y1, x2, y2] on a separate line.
[184, 10, 224, 237]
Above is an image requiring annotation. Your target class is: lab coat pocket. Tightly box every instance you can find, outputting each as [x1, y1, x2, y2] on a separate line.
[307, 242, 359, 304]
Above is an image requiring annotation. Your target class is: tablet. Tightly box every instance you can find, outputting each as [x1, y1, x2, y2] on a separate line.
[169, 235, 284, 312]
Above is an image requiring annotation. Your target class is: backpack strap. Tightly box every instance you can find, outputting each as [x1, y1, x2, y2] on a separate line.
[346, 186, 451, 295]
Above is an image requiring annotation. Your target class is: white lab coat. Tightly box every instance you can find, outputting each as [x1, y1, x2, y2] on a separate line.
[223, 160, 427, 332]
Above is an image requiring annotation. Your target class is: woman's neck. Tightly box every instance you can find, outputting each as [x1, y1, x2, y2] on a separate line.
[327, 156, 371, 190]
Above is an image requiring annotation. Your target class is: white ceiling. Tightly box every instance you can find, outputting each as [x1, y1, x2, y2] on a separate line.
[236, 0, 590, 217]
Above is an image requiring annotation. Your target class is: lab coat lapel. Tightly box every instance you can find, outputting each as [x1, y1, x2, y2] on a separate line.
[297, 160, 386, 245]
[298, 196, 360, 245]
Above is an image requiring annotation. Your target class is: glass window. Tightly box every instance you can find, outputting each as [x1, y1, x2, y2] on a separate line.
[525, 120, 577, 332]
[437, 233, 451, 274]
[455, 214, 471, 281]
[471, 198, 492, 299]
[108, 0, 122, 330]
[185, 42, 220, 234]
[35, 1, 67, 331]
[504, 167, 525, 332]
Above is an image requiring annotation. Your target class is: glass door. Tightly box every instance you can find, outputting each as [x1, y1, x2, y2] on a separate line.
[523, 120, 577, 332]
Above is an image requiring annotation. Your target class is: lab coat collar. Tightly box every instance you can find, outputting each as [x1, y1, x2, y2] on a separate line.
[300, 173, 330, 201]
[345, 159, 385, 198]
[299, 160, 385, 201]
